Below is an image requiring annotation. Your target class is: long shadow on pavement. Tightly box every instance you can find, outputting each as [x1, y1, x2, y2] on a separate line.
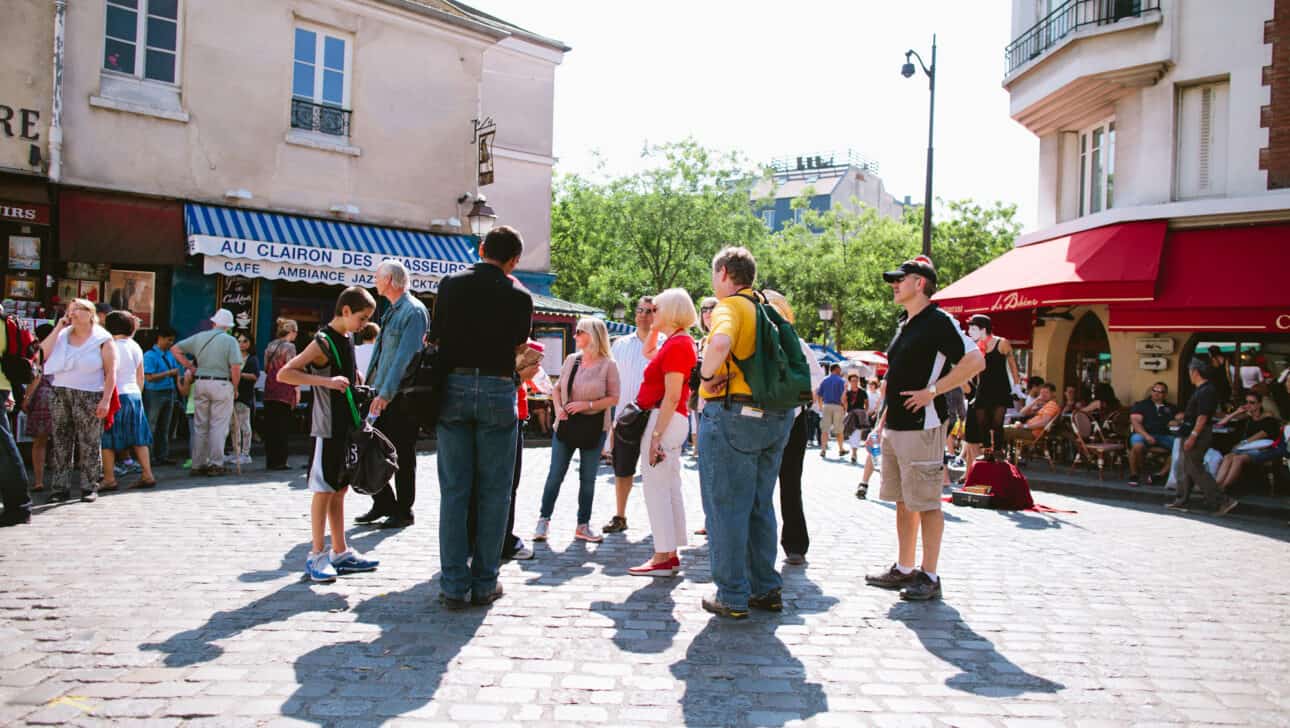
[887, 601, 1065, 697]
[239, 528, 401, 583]
[589, 576, 681, 653]
[516, 534, 653, 586]
[1002, 509, 1086, 531]
[282, 579, 487, 726]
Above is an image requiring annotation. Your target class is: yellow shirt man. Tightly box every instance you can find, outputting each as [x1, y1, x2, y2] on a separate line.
[701, 287, 757, 399]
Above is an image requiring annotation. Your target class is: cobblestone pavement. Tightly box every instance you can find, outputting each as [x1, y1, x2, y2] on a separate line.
[2, 443, 1289, 727]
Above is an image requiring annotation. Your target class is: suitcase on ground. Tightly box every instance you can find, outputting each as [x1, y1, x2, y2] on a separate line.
[962, 458, 1034, 510]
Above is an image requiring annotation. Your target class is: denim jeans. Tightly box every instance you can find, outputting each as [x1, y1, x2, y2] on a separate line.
[0, 390, 31, 517]
[539, 430, 607, 525]
[436, 373, 518, 600]
[143, 389, 175, 461]
[698, 401, 795, 610]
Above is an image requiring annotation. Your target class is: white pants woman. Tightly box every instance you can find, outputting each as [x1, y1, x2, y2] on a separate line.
[638, 408, 689, 556]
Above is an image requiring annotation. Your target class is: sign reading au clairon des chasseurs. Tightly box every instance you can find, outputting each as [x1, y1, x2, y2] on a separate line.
[189, 236, 470, 294]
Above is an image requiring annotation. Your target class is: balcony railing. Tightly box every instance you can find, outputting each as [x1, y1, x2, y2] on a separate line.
[290, 98, 352, 137]
[1004, 0, 1161, 76]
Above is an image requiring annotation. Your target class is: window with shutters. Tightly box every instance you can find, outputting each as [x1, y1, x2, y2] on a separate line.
[1078, 118, 1115, 216]
[1176, 81, 1229, 199]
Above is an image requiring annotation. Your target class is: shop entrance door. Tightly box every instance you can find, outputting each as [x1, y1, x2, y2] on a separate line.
[1065, 312, 1111, 396]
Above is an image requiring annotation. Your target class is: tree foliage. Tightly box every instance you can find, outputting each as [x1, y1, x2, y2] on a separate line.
[550, 141, 1020, 349]
[550, 140, 767, 311]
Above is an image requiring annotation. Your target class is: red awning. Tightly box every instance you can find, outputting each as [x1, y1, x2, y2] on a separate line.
[1109, 225, 1290, 333]
[933, 221, 1167, 315]
[59, 189, 185, 265]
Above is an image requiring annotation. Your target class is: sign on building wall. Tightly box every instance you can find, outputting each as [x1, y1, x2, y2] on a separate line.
[202, 256, 447, 295]
[473, 117, 496, 187]
[188, 236, 470, 279]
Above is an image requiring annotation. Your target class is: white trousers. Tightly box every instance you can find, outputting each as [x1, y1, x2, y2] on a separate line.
[638, 408, 689, 553]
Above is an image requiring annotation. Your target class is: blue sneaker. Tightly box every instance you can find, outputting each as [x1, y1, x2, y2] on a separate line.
[305, 552, 337, 583]
[330, 549, 379, 574]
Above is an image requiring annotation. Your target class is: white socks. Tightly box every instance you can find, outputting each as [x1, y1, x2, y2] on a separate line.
[895, 564, 915, 575]
[923, 570, 939, 582]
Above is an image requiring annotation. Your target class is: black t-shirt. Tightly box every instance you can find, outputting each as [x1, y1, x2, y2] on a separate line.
[1183, 381, 1219, 433]
[1238, 415, 1282, 443]
[883, 304, 975, 431]
[237, 354, 260, 406]
[845, 388, 867, 412]
[432, 262, 533, 372]
[1130, 398, 1176, 436]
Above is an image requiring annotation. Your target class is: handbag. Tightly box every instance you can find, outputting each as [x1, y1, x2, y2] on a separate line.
[614, 402, 650, 446]
[320, 332, 394, 496]
[555, 354, 605, 450]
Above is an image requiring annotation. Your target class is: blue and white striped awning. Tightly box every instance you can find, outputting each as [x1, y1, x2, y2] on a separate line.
[186, 203, 479, 293]
[606, 321, 637, 337]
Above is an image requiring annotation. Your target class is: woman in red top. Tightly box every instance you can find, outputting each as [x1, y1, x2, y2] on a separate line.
[628, 289, 699, 577]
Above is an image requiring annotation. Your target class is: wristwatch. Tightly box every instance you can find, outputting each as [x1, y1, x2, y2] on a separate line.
[928, 384, 938, 396]
[651, 431, 662, 439]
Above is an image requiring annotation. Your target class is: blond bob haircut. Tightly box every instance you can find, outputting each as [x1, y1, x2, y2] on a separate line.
[575, 317, 612, 358]
[68, 298, 96, 315]
[275, 318, 298, 337]
[652, 288, 698, 332]
[762, 289, 796, 324]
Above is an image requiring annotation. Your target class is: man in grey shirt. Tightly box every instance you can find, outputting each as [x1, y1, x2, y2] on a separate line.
[172, 309, 243, 476]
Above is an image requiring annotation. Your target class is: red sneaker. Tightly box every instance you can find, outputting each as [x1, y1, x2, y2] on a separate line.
[628, 557, 679, 577]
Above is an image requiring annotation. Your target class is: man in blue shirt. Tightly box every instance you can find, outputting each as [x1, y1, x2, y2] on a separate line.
[143, 327, 181, 465]
[358, 260, 429, 530]
[816, 364, 847, 458]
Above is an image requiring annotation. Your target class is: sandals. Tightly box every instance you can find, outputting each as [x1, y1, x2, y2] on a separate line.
[98, 481, 120, 492]
[131, 479, 158, 489]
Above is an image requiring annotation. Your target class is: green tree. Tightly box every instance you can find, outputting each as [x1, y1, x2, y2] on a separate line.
[550, 140, 768, 312]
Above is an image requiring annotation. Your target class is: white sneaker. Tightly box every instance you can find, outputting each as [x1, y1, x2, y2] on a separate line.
[512, 545, 535, 560]
[574, 523, 603, 543]
[305, 551, 337, 582]
[533, 518, 550, 542]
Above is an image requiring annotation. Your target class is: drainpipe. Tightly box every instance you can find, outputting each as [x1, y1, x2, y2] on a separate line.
[49, 0, 66, 182]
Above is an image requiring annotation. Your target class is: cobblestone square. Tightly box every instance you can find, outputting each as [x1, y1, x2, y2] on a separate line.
[2, 447, 1288, 727]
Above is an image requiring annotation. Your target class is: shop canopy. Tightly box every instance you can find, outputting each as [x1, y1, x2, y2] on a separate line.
[185, 203, 479, 294]
[933, 221, 1167, 315]
[1108, 225, 1290, 333]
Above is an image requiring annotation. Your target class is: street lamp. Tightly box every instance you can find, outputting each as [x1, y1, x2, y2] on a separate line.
[818, 302, 834, 349]
[902, 34, 937, 257]
[612, 302, 626, 321]
[466, 195, 496, 237]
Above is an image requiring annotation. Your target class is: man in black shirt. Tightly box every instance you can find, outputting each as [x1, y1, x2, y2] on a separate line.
[1127, 381, 1180, 486]
[864, 256, 984, 601]
[432, 226, 533, 608]
[1168, 358, 1237, 514]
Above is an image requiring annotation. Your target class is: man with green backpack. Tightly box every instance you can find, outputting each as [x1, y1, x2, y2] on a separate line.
[695, 246, 812, 619]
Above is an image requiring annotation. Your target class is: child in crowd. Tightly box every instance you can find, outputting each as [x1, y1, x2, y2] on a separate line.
[275, 287, 380, 583]
[179, 370, 195, 470]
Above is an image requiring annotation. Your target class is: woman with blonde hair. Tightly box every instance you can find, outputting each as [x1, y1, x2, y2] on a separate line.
[763, 290, 823, 566]
[262, 318, 299, 470]
[40, 299, 117, 502]
[628, 288, 699, 576]
[535, 317, 620, 544]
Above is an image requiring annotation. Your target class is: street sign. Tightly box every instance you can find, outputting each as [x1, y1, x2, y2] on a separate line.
[1139, 356, 1169, 371]
[1136, 337, 1175, 355]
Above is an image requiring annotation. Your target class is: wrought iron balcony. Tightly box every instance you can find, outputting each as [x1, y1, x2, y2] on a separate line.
[1005, 0, 1161, 76]
[290, 98, 352, 137]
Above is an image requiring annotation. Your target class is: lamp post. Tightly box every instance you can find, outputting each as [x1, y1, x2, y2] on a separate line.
[902, 34, 936, 257]
[612, 302, 626, 321]
[818, 302, 834, 350]
[466, 195, 497, 237]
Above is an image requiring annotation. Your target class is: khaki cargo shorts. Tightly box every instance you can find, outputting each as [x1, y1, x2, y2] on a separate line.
[879, 424, 947, 512]
[820, 404, 845, 437]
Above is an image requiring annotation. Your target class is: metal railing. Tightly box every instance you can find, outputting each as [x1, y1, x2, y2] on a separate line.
[1004, 0, 1161, 76]
[290, 98, 352, 137]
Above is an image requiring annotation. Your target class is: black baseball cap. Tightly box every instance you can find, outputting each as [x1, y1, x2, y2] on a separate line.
[882, 255, 937, 284]
[95, 302, 113, 314]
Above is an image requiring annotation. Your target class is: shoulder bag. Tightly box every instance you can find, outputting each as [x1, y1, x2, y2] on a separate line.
[556, 354, 605, 450]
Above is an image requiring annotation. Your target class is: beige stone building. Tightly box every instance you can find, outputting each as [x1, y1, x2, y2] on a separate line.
[2, 0, 567, 341]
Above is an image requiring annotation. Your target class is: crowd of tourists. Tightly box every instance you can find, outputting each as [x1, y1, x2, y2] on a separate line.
[2, 227, 1282, 612]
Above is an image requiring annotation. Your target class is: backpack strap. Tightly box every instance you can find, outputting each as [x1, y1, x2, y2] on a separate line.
[319, 331, 362, 430]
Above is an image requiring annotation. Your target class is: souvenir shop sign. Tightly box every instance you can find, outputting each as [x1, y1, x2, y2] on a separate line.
[202, 256, 444, 294]
[188, 236, 470, 279]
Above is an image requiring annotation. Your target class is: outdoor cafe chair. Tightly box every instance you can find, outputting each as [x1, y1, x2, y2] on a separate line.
[1071, 411, 1126, 481]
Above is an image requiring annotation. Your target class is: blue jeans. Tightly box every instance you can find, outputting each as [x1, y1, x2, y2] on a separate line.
[539, 431, 607, 525]
[436, 373, 518, 600]
[143, 389, 176, 461]
[0, 390, 31, 517]
[698, 401, 795, 610]
[1129, 432, 1175, 450]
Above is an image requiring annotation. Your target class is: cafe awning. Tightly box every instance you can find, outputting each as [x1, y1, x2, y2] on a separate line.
[185, 203, 479, 294]
[1108, 225, 1290, 333]
[933, 221, 1167, 315]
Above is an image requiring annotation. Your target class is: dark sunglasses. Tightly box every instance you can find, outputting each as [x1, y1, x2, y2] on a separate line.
[636, 307, 656, 314]
[1151, 388, 1165, 394]
[700, 305, 715, 312]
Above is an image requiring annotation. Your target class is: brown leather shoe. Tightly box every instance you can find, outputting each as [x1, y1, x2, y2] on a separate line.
[865, 563, 918, 590]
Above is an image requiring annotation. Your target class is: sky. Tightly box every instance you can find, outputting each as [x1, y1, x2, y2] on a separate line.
[468, 0, 1041, 230]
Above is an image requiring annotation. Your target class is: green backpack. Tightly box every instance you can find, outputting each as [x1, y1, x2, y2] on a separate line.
[729, 291, 814, 410]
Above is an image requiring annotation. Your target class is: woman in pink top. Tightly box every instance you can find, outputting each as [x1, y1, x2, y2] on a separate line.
[534, 317, 620, 544]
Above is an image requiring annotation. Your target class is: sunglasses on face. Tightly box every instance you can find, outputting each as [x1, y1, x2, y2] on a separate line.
[636, 308, 656, 315]
[1151, 389, 1165, 394]
[575, 330, 589, 336]
[889, 275, 907, 284]
[701, 306, 715, 312]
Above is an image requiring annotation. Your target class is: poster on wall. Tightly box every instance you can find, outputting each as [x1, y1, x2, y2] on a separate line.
[66, 262, 110, 281]
[77, 280, 101, 302]
[107, 270, 156, 328]
[218, 276, 258, 338]
[534, 329, 565, 378]
[5, 275, 37, 300]
[53, 279, 79, 304]
[7, 236, 40, 270]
